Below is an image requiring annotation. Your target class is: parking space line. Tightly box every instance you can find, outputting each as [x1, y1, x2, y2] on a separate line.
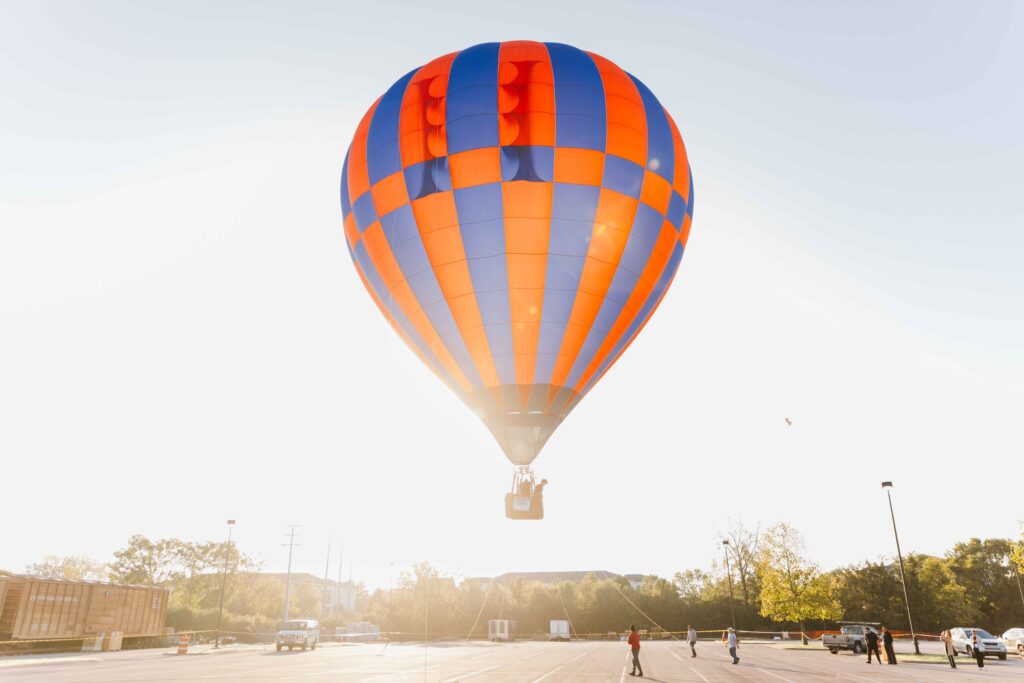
[522, 651, 543, 659]
[756, 666, 797, 683]
[362, 664, 439, 680]
[690, 667, 710, 683]
[530, 665, 562, 682]
[439, 664, 500, 682]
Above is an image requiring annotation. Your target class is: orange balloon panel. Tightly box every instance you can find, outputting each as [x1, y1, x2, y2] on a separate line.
[341, 41, 694, 466]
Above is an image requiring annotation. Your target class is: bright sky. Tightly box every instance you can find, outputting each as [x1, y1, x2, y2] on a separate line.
[2, 1, 1022, 591]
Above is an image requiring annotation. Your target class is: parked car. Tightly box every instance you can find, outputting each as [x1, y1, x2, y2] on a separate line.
[276, 619, 320, 652]
[1002, 628, 1024, 655]
[822, 625, 877, 654]
[949, 627, 1007, 660]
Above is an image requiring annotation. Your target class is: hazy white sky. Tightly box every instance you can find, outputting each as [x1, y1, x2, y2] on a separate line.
[2, 1, 1022, 590]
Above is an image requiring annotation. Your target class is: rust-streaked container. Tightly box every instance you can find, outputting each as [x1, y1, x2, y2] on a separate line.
[0, 575, 168, 641]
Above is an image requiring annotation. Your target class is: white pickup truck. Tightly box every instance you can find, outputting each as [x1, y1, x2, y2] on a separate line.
[822, 625, 877, 654]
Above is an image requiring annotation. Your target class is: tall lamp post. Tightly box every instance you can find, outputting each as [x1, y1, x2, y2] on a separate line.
[386, 562, 395, 640]
[722, 540, 737, 632]
[882, 482, 920, 655]
[214, 519, 236, 649]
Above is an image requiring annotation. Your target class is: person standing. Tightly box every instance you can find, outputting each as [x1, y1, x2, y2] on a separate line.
[865, 627, 881, 665]
[941, 630, 956, 669]
[882, 627, 897, 665]
[687, 625, 697, 657]
[972, 630, 985, 668]
[627, 625, 643, 677]
[726, 627, 739, 664]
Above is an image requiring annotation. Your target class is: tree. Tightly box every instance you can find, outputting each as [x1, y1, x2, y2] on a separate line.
[25, 555, 109, 581]
[1010, 527, 1024, 615]
[720, 521, 760, 606]
[947, 538, 1023, 630]
[755, 523, 841, 643]
[672, 569, 712, 601]
[109, 535, 188, 585]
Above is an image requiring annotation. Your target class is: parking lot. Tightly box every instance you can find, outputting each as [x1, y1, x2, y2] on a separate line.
[1, 639, 1023, 682]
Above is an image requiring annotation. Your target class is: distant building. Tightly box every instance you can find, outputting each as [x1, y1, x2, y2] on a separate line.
[474, 571, 645, 590]
[258, 573, 358, 614]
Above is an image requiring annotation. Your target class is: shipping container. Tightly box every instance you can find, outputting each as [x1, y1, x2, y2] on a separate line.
[0, 575, 169, 642]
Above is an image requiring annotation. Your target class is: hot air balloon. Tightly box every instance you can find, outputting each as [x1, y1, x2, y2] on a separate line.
[340, 41, 694, 519]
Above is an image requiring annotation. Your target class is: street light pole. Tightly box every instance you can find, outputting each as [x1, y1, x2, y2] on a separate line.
[387, 562, 395, 632]
[722, 540, 737, 632]
[882, 482, 920, 655]
[214, 519, 235, 649]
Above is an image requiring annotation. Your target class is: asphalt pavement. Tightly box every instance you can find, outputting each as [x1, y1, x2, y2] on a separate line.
[1, 639, 1022, 682]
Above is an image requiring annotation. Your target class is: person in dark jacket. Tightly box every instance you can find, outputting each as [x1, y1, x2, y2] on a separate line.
[865, 628, 882, 664]
[882, 627, 897, 665]
[972, 630, 985, 668]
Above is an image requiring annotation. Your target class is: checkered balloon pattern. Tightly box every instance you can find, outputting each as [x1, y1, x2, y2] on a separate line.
[341, 41, 694, 466]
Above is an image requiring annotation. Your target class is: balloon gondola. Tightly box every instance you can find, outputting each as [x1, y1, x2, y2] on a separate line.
[339, 41, 694, 519]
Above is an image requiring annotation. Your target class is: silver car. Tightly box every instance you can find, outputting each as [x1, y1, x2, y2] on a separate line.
[950, 627, 1007, 660]
[1003, 628, 1024, 655]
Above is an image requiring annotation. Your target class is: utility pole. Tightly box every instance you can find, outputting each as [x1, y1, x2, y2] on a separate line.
[722, 540, 737, 632]
[282, 525, 300, 623]
[335, 546, 344, 616]
[214, 519, 235, 649]
[323, 534, 331, 615]
[882, 482, 920, 654]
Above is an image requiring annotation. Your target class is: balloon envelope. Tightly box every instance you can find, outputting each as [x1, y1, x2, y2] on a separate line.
[341, 41, 694, 466]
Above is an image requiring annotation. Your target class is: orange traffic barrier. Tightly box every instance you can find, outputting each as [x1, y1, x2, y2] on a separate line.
[177, 634, 189, 655]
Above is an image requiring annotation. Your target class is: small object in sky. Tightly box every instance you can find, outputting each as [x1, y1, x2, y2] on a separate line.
[785, 417, 792, 426]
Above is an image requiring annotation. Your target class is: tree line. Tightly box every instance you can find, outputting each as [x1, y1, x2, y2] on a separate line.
[362, 524, 1024, 638]
[9, 523, 1024, 637]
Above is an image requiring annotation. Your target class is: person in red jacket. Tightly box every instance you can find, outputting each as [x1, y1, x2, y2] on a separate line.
[628, 625, 643, 677]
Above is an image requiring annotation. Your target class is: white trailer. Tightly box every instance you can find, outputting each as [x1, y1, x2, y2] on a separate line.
[550, 620, 570, 641]
[488, 619, 514, 641]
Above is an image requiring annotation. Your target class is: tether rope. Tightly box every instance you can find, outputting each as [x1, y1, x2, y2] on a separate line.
[464, 580, 494, 641]
[554, 582, 617, 676]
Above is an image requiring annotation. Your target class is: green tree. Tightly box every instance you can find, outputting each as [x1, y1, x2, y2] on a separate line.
[755, 523, 841, 643]
[947, 538, 1024, 630]
[109, 536, 187, 584]
[672, 569, 712, 600]
[25, 555, 109, 581]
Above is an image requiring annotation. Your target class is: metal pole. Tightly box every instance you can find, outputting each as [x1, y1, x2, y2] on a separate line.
[1015, 569, 1024, 612]
[722, 540, 737, 631]
[336, 546, 344, 616]
[283, 526, 298, 623]
[214, 519, 235, 649]
[882, 482, 920, 654]
[323, 534, 331, 616]
[387, 562, 395, 634]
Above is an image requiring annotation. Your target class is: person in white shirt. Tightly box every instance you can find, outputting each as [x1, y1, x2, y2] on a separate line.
[687, 625, 697, 657]
[726, 628, 739, 664]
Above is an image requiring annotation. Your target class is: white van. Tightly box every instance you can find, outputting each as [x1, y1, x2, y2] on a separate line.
[276, 619, 320, 652]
